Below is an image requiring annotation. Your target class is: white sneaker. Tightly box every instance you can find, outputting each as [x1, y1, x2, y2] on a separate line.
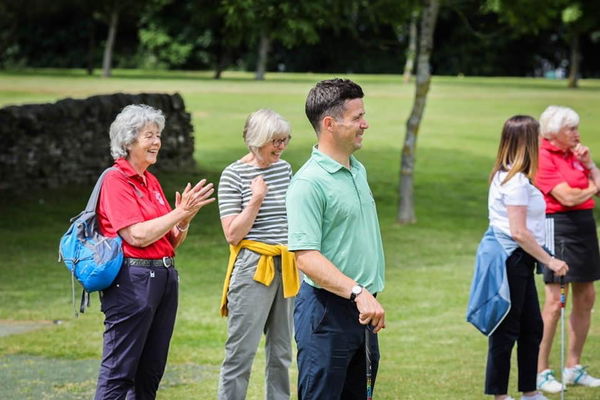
[536, 369, 564, 393]
[521, 392, 549, 400]
[563, 364, 600, 387]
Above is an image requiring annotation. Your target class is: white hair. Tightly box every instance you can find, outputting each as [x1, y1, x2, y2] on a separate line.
[243, 109, 291, 153]
[539, 105, 580, 139]
[109, 104, 165, 160]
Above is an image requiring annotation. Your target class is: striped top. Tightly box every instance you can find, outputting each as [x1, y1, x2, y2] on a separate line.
[218, 159, 292, 245]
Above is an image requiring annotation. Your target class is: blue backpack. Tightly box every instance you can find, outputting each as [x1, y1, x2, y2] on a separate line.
[59, 167, 123, 313]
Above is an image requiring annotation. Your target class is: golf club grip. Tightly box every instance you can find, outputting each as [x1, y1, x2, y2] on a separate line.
[560, 276, 566, 308]
[365, 328, 373, 400]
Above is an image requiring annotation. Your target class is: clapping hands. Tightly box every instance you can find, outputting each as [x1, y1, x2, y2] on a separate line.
[175, 179, 216, 220]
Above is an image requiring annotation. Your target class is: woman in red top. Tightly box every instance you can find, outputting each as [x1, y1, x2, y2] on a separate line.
[535, 105, 600, 393]
[94, 104, 215, 400]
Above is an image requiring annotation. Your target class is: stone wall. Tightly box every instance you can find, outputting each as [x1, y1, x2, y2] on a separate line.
[0, 93, 195, 191]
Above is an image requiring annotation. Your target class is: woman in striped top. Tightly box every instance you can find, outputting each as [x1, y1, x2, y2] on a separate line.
[217, 109, 300, 400]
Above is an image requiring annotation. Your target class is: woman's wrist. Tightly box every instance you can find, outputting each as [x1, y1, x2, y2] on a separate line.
[176, 223, 189, 232]
[249, 195, 265, 206]
[586, 161, 597, 170]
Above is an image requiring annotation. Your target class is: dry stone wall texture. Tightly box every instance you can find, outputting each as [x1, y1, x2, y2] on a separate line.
[0, 92, 195, 191]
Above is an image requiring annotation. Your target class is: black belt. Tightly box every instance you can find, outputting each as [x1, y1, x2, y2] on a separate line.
[124, 257, 174, 268]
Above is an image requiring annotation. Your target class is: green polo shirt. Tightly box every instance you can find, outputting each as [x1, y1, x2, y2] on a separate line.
[286, 147, 385, 293]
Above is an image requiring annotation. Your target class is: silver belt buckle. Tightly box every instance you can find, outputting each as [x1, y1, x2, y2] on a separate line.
[162, 256, 172, 268]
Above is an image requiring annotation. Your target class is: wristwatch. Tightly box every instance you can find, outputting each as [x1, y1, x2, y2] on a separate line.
[349, 284, 363, 302]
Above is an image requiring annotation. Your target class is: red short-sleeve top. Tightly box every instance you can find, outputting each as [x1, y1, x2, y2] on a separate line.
[535, 138, 594, 214]
[97, 158, 175, 258]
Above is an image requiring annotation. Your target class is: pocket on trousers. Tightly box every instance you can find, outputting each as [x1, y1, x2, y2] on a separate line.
[231, 249, 259, 282]
[507, 248, 524, 265]
[507, 248, 534, 277]
[311, 294, 330, 333]
[100, 263, 127, 314]
[100, 285, 118, 314]
[102, 266, 151, 315]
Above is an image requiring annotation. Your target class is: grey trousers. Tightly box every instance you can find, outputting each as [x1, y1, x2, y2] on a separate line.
[218, 248, 294, 400]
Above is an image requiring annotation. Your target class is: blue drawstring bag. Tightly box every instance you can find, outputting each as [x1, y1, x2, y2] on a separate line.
[59, 167, 123, 313]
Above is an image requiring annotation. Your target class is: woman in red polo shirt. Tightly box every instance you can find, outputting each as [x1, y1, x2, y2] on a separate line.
[94, 104, 215, 400]
[535, 105, 600, 394]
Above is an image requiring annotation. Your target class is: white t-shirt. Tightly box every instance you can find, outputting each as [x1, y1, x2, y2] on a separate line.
[488, 171, 546, 246]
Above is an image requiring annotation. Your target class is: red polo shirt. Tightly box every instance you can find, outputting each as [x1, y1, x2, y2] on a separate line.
[535, 138, 594, 214]
[97, 158, 175, 258]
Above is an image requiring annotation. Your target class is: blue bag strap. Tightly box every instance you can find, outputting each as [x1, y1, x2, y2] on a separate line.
[84, 167, 117, 213]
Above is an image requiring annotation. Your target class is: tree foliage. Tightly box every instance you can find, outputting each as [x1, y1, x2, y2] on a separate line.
[486, 0, 600, 86]
[220, 0, 328, 78]
[221, 0, 325, 47]
[0, 0, 599, 79]
[484, 0, 564, 32]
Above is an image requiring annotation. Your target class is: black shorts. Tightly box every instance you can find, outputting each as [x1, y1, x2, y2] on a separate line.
[542, 209, 600, 284]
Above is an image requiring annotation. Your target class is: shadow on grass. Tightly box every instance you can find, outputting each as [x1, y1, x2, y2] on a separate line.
[0, 354, 212, 399]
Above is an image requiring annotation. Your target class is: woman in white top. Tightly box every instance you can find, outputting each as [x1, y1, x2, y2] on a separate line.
[485, 115, 568, 400]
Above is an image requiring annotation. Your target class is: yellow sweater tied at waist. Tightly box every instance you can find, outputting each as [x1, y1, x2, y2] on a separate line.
[220, 240, 300, 317]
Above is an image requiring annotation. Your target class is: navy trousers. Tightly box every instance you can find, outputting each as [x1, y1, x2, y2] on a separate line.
[295, 282, 380, 400]
[485, 248, 543, 395]
[94, 262, 179, 400]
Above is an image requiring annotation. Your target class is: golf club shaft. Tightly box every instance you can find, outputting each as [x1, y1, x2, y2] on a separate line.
[560, 275, 565, 400]
[366, 328, 373, 400]
[560, 240, 566, 400]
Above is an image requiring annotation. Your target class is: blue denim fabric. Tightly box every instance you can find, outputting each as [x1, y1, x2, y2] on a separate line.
[294, 283, 379, 400]
[466, 227, 512, 336]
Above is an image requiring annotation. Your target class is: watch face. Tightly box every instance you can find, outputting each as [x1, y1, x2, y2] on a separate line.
[352, 285, 362, 295]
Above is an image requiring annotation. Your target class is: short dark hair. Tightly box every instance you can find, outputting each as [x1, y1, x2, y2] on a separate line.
[305, 78, 364, 134]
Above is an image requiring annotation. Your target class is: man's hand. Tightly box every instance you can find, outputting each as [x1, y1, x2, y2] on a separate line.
[354, 289, 385, 333]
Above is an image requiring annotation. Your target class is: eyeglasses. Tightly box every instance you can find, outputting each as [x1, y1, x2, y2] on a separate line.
[272, 136, 291, 147]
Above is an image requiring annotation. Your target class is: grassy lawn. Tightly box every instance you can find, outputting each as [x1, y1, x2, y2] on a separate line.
[1, 69, 600, 399]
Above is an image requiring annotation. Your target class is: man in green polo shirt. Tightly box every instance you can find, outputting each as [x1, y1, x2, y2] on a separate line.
[287, 78, 386, 399]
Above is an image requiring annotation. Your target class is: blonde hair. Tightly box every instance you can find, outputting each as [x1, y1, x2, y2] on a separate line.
[243, 109, 291, 153]
[490, 115, 539, 184]
[539, 105, 579, 139]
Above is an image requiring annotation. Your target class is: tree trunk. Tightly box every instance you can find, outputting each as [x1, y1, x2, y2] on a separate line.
[86, 19, 95, 76]
[102, 9, 119, 78]
[567, 33, 580, 88]
[214, 65, 224, 80]
[403, 10, 419, 84]
[213, 41, 228, 80]
[255, 31, 271, 81]
[397, 0, 440, 224]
